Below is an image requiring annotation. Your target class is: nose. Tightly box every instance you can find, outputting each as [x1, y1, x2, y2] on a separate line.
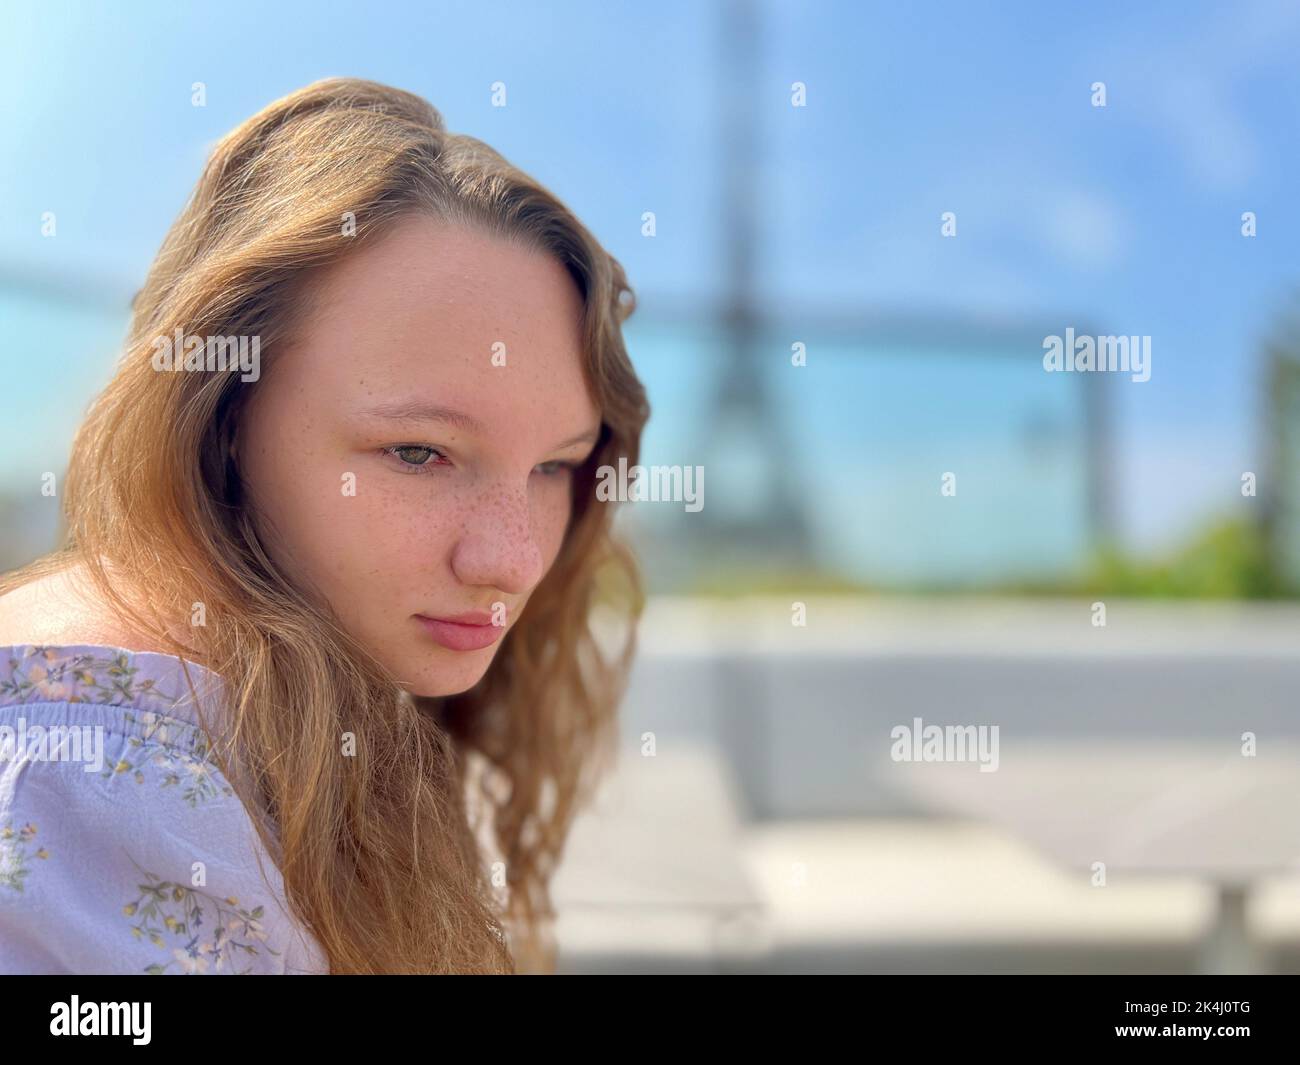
[449, 480, 547, 596]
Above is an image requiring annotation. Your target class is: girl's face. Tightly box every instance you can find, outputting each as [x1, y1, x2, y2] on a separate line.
[237, 215, 601, 696]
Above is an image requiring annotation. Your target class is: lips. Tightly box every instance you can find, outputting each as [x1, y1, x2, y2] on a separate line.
[431, 611, 495, 626]
[414, 612, 504, 652]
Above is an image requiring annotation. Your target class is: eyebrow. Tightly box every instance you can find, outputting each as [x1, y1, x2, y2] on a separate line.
[354, 401, 601, 450]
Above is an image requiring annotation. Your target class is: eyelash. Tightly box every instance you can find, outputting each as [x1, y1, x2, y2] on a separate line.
[380, 444, 581, 477]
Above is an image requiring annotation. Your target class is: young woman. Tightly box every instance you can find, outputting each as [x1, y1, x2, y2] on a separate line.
[0, 78, 649, 974]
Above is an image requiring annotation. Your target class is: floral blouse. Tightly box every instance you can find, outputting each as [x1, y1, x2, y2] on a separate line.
[0, 644, 328, 974]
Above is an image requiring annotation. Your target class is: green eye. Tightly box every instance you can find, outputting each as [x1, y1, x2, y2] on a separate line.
[383, 444, 446, 473]
[534, 460, 579, 477]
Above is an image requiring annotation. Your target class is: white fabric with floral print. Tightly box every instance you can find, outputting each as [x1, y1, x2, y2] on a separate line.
[0, 644, 328, 974]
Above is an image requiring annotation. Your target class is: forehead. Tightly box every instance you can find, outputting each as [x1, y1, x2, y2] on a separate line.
[280, 214, 597, 426]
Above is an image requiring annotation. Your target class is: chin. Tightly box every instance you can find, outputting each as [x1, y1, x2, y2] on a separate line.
[397, 654, 494, 698]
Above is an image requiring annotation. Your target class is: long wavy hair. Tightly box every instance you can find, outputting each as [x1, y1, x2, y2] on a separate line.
[0, 78, 650, 973]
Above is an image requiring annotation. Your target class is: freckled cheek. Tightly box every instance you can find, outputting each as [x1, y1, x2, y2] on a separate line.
[337, 480, 456, 585]
[267, 460, 450, 602]
[534, 489, 574, 573]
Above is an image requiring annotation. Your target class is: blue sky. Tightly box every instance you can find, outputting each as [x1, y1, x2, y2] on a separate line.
[2, 0, 1299, 571]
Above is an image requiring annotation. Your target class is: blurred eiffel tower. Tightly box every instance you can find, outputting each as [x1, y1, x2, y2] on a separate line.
[691, 0, 814, 566]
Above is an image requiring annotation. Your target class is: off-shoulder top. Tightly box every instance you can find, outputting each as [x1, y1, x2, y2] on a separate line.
[0, 643, 328, 974]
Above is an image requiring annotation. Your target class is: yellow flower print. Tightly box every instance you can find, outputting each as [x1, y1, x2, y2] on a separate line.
[25, 664, 73, 701]
[1, 821, 49, 892]
[123, 855, 281, 975]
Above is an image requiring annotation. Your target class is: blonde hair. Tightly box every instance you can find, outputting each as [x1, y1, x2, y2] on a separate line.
[1, 78, 649, 973]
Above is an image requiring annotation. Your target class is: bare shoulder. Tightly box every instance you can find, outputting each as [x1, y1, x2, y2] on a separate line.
[0, 562, 161, 651]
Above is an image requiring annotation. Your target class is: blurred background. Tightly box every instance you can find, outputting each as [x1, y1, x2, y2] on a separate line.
[5, 0, 1300, 973]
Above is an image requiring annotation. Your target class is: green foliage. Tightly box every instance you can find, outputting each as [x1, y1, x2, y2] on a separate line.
[1079, 517, 1278, 599]
[680, 516, 1288, 600]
